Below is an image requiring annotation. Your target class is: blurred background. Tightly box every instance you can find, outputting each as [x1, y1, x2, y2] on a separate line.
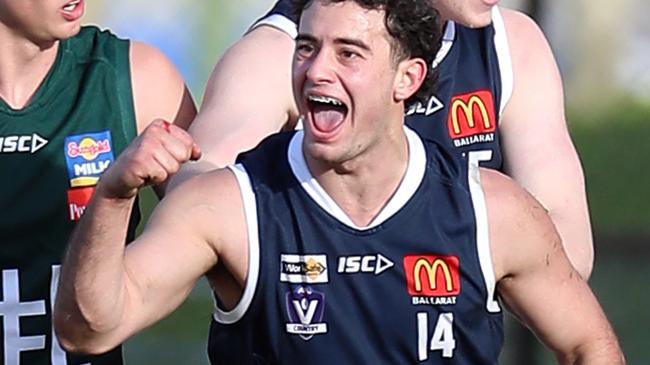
[84, 0, 649, 363]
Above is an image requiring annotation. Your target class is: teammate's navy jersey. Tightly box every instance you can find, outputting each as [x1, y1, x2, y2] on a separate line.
[251, 2, 512, 170]
[208, 129, 503, 364]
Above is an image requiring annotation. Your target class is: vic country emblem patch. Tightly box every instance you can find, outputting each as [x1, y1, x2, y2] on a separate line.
[285, 285, 328, 340]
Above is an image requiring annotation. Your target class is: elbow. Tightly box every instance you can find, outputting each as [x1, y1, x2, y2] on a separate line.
[53, 306, 121, 355]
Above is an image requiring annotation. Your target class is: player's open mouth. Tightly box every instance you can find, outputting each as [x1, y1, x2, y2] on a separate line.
[61, 0, 84, 21]
[306, 94, 348, 135]
[62, 0, 81, 12]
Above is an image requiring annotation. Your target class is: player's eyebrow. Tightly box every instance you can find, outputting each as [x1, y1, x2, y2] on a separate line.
[296, 33, 372, 53]
[296, 33, 317, 43]
[333, 37, 371, 52]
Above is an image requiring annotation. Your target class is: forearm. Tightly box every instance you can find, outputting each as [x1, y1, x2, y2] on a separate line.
[54, 189, 135, 354]
[557, 335, 626, 365]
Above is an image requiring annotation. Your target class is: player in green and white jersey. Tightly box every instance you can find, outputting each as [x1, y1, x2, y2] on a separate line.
[0, 0, 196, 363]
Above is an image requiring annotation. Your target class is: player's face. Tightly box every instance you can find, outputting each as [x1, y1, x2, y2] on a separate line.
[430, 0, 497, 28]
[293, 0, 404, 165]
[0, 0, 85, 42]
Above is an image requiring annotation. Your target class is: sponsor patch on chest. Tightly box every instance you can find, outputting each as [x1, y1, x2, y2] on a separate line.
[64, 131, 115, 187]
[280, 254, 328, 284]
[285, 285, 328, 340]
[403, 254, 461, 306]
[447, 90, 496, 147]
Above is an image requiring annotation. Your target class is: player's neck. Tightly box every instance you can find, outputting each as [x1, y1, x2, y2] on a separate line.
[0, 29, 59, 109]
[307, 126, 409, 228]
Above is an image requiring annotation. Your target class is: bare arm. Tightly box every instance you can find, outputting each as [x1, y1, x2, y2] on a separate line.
[53, 123, 245, 354]
[499, 8, 593, 278]
[167, 25, 298, 190]
[483, 169, 624, 364]
[130, 41, 198, 196]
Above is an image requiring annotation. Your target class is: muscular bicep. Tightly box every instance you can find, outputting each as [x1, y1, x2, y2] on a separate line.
[499, 9, 593, 278]
[117, 169, 245, 337]
[483, 169, 619, 362]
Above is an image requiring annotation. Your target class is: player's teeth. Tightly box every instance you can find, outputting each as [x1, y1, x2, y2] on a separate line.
[308, 95, 343, 106]
[63, 0, 79, 12]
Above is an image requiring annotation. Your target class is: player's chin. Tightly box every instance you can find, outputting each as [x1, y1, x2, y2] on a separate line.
[464, 13, 492, 28]
[57, 23, 82, 39]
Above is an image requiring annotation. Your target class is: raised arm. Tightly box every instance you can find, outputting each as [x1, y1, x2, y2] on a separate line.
[53, 122, 244, 354]
[167, 24, 298, 190]
[499, 9, 593, 279]
[482, 168, 624, 364]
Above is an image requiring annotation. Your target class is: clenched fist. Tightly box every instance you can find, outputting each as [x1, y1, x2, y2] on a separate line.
[98, 119, 202, 199]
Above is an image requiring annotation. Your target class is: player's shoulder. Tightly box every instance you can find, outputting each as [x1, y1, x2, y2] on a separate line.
[480, 167, 557, 243]
[499, 7, 551, 56]
[128, 40, 195, 133]
[480, 167, 560, 276]
[129, 41, 180, 80]
[499, 7, 541, 34]
[480, 167, 544, 219]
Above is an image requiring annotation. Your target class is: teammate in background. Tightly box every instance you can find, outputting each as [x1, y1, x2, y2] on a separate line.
[0, 0, 195, 363]
[54, 0, 623, 363]
[172, 0, 594, 280]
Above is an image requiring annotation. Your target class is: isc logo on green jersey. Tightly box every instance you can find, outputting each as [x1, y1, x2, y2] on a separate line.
[0, 133, 48, 154]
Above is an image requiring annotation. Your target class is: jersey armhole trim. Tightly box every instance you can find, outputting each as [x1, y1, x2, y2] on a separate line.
[492, 6, 513, 117]
[467, 152, 501, 313]
[249, 14, 298, 39]
[213, 164, 261, 324]
[115, 39, 138, 142]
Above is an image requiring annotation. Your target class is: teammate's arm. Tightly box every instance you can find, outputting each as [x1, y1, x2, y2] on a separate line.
[167, 25, 298, 190]
[499, 9, 593, 279]
[130, 41, 197, 133]
[482, 169, 624, 364]
[130, 41, 198, 196]
[53, 122, 244, 354]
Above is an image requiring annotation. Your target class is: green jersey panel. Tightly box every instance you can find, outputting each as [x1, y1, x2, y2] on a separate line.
[0, 26, 140, 364]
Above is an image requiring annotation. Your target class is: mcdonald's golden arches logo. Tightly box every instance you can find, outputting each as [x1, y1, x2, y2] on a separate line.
[447, 90, 496, 139]
[403, 255, 460, 296]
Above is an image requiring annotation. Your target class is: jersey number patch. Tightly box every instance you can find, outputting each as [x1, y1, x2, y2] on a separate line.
[417, 312, 455, 361]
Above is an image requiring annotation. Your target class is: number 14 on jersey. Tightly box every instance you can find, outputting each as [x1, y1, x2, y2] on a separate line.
[417, 312, 455, 361]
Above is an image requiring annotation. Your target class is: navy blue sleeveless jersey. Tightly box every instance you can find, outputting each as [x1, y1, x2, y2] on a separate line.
[208, 128, 503, 364]
[251, 2, 512, 170]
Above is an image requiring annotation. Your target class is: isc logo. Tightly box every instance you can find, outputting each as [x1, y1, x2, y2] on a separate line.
[337, 254, 394, 276]
[0, 133, 48, 154]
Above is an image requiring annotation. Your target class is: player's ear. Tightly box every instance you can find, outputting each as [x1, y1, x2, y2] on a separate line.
[393, 57, 427, 103]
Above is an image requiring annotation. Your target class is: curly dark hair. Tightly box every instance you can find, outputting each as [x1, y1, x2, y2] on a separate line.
[290, 0, 442, 108]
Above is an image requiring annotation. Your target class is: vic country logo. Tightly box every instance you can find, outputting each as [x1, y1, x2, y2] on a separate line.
[447, 90, 496, 147]
[67, 187, 96, 221]
[403, 255, 460, 305]
[285, 285, 328, 340]
[280, 254, 328, 284]
[64, 131, 115, 187]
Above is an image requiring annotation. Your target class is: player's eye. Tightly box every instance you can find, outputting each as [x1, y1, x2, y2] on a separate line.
[296, 42, 315, 57]
[340, 49, 359, 59]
